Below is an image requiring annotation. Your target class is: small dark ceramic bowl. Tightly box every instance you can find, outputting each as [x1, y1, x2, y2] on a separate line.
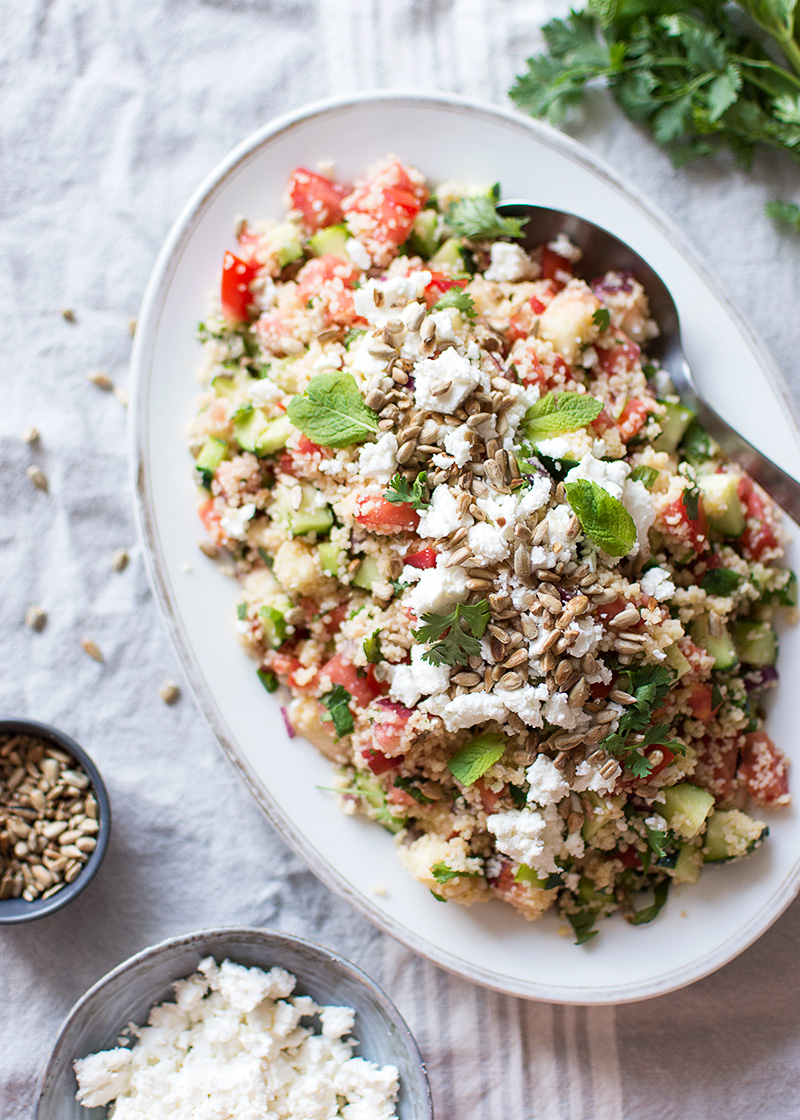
[0, 718, 111, 924]
[36, 926, 433, 1120]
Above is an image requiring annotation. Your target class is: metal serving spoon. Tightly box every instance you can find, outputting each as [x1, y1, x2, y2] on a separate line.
[497, 201, 800, 523]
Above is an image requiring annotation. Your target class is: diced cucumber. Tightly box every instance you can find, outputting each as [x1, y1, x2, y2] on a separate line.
[730, 620, 778, 667]
[578, 876, 610, 905]
[271, 221, 304, 267]
[662, 782, 715, 839]
[194, 437, 228, 487]
[258, 599, 291, 649]
[318, 541, 343, 577]
[407, 209, 441, 258]
[308, 223, 350, 261]
[664, 642, 692, 679]
[514, 864, 548, 888]
[353, 772, 407, 834]
[211, 373, 240, 398]
[653, 400, 695, 453]
[233, 406, 268, 453]
[703, 809, 768, 863]
[353, 555, 381, 590]
[271, 482, 334, 537]
[429, 237, 466, 269]
[673, 842, 703, 884]
[257, 415, 294, 455]
[581, 791, 621, 842]
[697, 473, 746, 537]
[689, 613, 738, 670]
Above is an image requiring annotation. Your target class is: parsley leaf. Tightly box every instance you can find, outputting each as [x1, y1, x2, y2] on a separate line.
[766, 199, 800, 231]
[522, 391, 604, 442]
[448, 731, 507, 786]
[320, 684, 354, 739]
[433, 287, 477, 319]
[445, 193, 528, 240]
[363, 629, 383, 664]
[344, 327, 367, 349]
[394, 776, 433, 804]
[415, 600, 490, 667]
[259, 604, 288, 643]
[385, 471, 430, 510]
[629, 465, 659, 490]
[701, 568, 742, 595]
[602, 665, 680, 760]
[627, 880, 670, 926]
[287, 371, 379, 447]
[430, 861, 481, 883]
[564, 478, 637, 556]
[592, 307, 611, 331]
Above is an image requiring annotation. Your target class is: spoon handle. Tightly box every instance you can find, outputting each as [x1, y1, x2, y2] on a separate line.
[675, 360, 800, 524]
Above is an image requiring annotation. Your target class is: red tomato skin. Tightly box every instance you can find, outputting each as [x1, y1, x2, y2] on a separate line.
[740, 731, 790, 806]
[687, 683, 721, 723]
[363, 748, 405, 775]
[355, 495, 420, 534]
[423, 273, 467, 307]
[295, 434, 327, 457]
[405, 548, 437, 569]
[198, 498, 224, 544]
[737, 478, 780, 561]
[615, 846, 642, 869]
[660, 492, 709, 554]
[322, 653, 381, 709]
[373, 700, 414, 754]
[644, 745, 676, 781]
[287, 167, 347, 231]
[617, 398, 651, 442]
[596, 337, 641, 379]
[540, 246, 573, 283]
[221, 251, 258, 323]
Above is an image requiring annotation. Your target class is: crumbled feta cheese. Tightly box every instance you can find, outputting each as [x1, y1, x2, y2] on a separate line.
[645, 814, 668, 833]
[389, 644, 450, 707]
[500, 683, 549, 727]
[407, 556, 469, 616]
[526, 754, 570, 805]
[566, 452, 629, 500]
[547, 233, 582, 263]
[345, 237, 371, 270]
[413, 348, 484, 415]
[487, 803, 581, 876]
[220, 502, 255, 541]
[534, 436, 571, 459]
[443, 424, 473, 467]
[417, 484, 472, 539]
[542, 690, 590, 731]
[424, 691, 507, 731]
[573, 755, 621, 794]
[313, 349, 343, 371]
[563, 614, 603, 658]
[516, 474, 552, 516]
[467, 521, 510, 564]
[73, 958, 400, 1119]
[640, 566, 676, 602]
[353, 271, 431, 326]
[357, 432, 398, 485]
[249, 377, 283, 405]
[428, 309, 460, 343]
[475, 491, 517, 539]
[484, 241, 538, 283]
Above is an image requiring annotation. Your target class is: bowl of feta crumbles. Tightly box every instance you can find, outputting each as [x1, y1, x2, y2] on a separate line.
[35, 926, 432, 1120]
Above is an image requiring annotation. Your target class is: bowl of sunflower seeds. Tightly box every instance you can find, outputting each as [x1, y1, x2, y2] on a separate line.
[0, 718, 111, 923]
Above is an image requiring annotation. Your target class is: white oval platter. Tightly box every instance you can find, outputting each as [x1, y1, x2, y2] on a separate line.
[131, 91, 800, 1003]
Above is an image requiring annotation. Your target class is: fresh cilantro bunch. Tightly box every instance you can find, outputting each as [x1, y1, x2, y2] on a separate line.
[510, 0, 800, 177]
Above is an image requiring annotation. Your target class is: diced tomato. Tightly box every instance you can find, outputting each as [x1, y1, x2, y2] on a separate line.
[596, 598, 628, 624]
[198, 498, 225, 545]
[271, 652, 300, 678]
[355, 494, 419, 534]
[424, 272, 467, 307]
[614, 846, 642, 869]
[530, 295, 547, 314]
[387, 785, 417, 809]
[277, 452, 296, 477]
[643, 745, 676, 781]
[693, 737, 740, 804]
[321, 652, 383, 709]
[616, 398, 651, 442]
[295, 434, 327, 457]
[236, 225, 263, 266]
[343, 160, 427, 252]
[737, 477, 780, 561]
[590, 680, 614, 700]
[540, 246, 573, 284]
[363, 748, 405, 775]
[686, 683, 722, 723]
[475, 778, 504, 814]
[287, 167, 347, 231]
[288, 664, 319, 693]
[596, 336, 641, 378]
[373, 700, 414, 754]
[740, 731, 790, 806]
[405, 548, 437, 569]
[295, 254, 362, 326]
[221, 251, 258, 323]
[660, 491, 709, 554]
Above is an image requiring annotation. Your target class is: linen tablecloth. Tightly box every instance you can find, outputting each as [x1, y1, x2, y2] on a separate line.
[3, 2, 800, 1117]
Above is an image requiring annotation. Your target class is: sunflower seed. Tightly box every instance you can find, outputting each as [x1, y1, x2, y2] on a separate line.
[199, 540, 220, 559]
[496, 671, 524, 691]
[111, 548, 129, 573]
[608, 607, 640, 629]
[22, 426, 40, 444]
[159, 681, 181, 705]
[26, 465, 48, 491]
[25, 605, 47, 632]
[86, 369, 113, 389]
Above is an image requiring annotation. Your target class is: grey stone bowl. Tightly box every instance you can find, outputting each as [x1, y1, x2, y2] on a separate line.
[0, 718, 111, 924]
[35, 926, 433, 1120]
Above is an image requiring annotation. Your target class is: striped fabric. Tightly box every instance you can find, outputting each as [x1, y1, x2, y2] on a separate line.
[2, 2, 799, 1117]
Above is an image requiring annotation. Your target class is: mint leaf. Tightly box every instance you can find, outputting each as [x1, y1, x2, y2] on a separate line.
[564, 478, 637, 556]
[430, 861, 481, 883]
[416, 600, 490, 667]
[567, 907, 600, 946]
[363, 629, 383, 663]
[287, 371, 379, 447]
[629, 465, 659, 490]
[448, 731, 506, 786]
[320, 684, 354, 738]
[523, 392, 604, 442]
[701, 568, 741, 595]
[445, 194, 527, 240]
[644, 824, 668, 859]
[433, 288, 477, 320]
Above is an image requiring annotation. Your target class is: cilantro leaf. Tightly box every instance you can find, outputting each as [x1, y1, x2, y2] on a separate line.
[320, 684, 354, 738]
[416, 600, 490, 667]
[430, 861, 481, 883]
[766, 199, 800, 230]
[629, 465, 659, 490]
[445, 194, 528, 240]
[385, 471, 430, 510]
[287, 371, 379, 447]
[592, 307, 611, 331]
[522, 391, 604, 442]
[257, 668, 279, 693]
[625, 751, 655, 779]
[627, 880, 670, 926]
[394, 776, 433, 804]
[433, 287, 477, 320]
[363, 629, 383, 664]
[701, 568, 742, 595]
[448, 731, 506, 786]
[564, 478, 637, 556]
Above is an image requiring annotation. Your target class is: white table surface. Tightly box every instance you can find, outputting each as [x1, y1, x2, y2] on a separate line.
[2, 2, 800, 1117]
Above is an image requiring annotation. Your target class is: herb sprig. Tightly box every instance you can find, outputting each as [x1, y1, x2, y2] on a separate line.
[445, 185, 528, 240]
[522, 391, 604, 442]
[433, 287, 477, 319]
[385, 472, 430, 510]
[287, 371, 379, 447]
[602, 665, 685, 776]
[415, 600, 490, 667]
